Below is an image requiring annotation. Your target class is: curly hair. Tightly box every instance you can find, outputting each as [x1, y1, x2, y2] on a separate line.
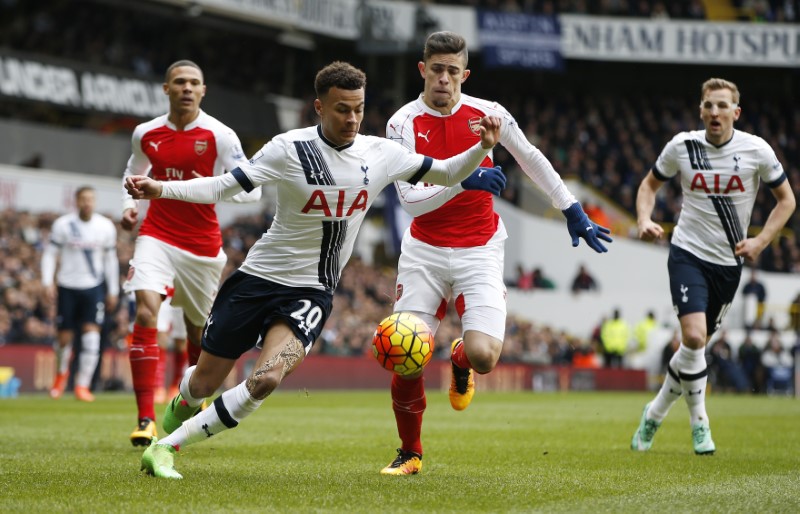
[314, 61, 367, 97]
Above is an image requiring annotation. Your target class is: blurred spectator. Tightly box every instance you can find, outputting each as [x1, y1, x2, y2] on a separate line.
[789, 292, 800, 332]
[761, 332, 794, 394]
[741, 267, 767, 330]
[571, 264, 598, 293]
[707, 330, 748, 393]
[600, 308, 629, 368]
[531, 267, 556, 289]
[634, 310, 657, 352]
[514, 264, 534, 290]
[737, 332, 763, 393]
[582, 199, 610, 232]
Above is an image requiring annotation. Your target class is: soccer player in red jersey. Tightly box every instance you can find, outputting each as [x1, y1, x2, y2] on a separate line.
[380, 32, 612, 475]
[121, 60, 260, 446]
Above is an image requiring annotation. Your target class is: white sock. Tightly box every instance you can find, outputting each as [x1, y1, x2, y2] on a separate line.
[75, 331, 100, 388]
[159, 381, 263, 449]
[54, 344, 72, 375]
[648, 350, 683, 422]
[676, 345, 710, 425]
[178, 365, 204, 407]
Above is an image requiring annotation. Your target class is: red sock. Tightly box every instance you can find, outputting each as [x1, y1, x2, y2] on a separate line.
[451, 339, 473, 370]
[129, 324, 159, 420]
[155, 346, 167, 390]
[171, 347, 188, 387]
[187, 341, 202, 367]
[391, 374, 426, 456]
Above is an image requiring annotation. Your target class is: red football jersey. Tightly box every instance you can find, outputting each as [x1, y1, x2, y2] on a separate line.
[123, 111, 248, 257]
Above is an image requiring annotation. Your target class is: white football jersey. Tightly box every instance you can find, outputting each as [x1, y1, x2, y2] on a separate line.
[654, 129, 786, 266]
[236, 126, 433, 291]
[41, 213, 119, 292]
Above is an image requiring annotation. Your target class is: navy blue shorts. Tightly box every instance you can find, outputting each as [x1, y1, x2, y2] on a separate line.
[201, 270, 333, 360]
[667, 244, 742, 336]
[56, 284, 106, 330]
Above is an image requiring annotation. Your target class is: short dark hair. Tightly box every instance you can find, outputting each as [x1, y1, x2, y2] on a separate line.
[423, 31, 468, 66]
[165, 60, 203, 83]
[314, 61, 366, 97]
[75, 186, 94, 199]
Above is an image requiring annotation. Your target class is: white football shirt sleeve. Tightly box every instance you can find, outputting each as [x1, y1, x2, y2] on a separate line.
[496, 105, 575, 210]
[122, 127, 152, 213]
[217, 127, 263, 204]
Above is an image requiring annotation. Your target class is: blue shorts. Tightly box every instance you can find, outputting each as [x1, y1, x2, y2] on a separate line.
[56, 284, 106, 330]
[667, 244, 742, 336]
[201, 270, 333, 360]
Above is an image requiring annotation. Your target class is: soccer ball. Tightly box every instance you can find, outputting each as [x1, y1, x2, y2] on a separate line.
[372, 312, 434, 376]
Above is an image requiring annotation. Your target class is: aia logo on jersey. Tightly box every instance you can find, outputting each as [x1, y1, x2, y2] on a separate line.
[468, 117, 481, 135]
[302, 189, 368, 217]
[195, 140, 208, 155]
[395, 283, 403, 301]
[690, 173, 744, 194]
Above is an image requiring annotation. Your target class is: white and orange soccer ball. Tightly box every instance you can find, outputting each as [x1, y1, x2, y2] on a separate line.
[372, 312, 434, 376]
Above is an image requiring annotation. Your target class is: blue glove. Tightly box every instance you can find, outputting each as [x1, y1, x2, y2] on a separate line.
[461, 166, 506, 196]
[562, 202, 613, 253]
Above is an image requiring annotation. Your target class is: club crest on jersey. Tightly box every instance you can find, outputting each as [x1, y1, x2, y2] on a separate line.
[396, 283, 403, 301]
[468, 117, 481, 135]
[195, 140, 208, 155]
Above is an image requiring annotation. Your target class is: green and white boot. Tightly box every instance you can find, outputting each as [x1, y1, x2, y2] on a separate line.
[692, 423, 716, 455]
[141, 440, 183, 479]
[631, 402, 661, 452]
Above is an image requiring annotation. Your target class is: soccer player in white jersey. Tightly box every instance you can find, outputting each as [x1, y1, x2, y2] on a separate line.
[122, 60, 261, 446]
[41, 186, 119, 402]
[632, 78, 795, 455]
[380, 31, 612, 475]
[126, 61, 501, 479]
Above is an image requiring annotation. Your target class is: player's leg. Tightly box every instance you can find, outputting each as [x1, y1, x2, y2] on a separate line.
[129, 289, 163, 445]
[142, 350, 236, 480]
[448, 237, 506, 410]
[380, 312, 438, 476]
[633, 245, 708, 452]
[384, 234, 449, 474]
[73, 324, 101, 402]
[154, 297, 174, 404]
[168, 308, 188, 399]
[172, 247, 227, 367]
[683, 261, 740, 455]
[126, 236, 175, 445]
[50, 329, 73, 399]
[51, 286, 79, 399]
[146, 323, 303, 480]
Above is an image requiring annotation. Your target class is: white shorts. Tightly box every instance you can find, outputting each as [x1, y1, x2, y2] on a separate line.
[393, 226, 507, 341]
[124, 236, 226, 327]
[156, 295, 187, 340]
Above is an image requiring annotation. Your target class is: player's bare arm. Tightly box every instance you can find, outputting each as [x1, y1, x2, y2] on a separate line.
[735, 179, 796, 262]
[125, 176, 163, 200]
[636, 170, 666, 242]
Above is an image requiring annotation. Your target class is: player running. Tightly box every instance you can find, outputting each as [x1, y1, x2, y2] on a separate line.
[122, 60, 261, 446]
[631, 78, 794, 454]
[127, 61, 501, 479]
[380, 31, 611, 475]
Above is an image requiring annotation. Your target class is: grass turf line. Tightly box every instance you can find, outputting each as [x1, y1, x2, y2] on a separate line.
[1, 391, 798, 513]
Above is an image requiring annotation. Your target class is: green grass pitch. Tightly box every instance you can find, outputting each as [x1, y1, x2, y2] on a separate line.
[1, 390, 798, 513]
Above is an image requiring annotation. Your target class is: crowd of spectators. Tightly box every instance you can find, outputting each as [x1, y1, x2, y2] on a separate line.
[0, 207, 598, 372]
